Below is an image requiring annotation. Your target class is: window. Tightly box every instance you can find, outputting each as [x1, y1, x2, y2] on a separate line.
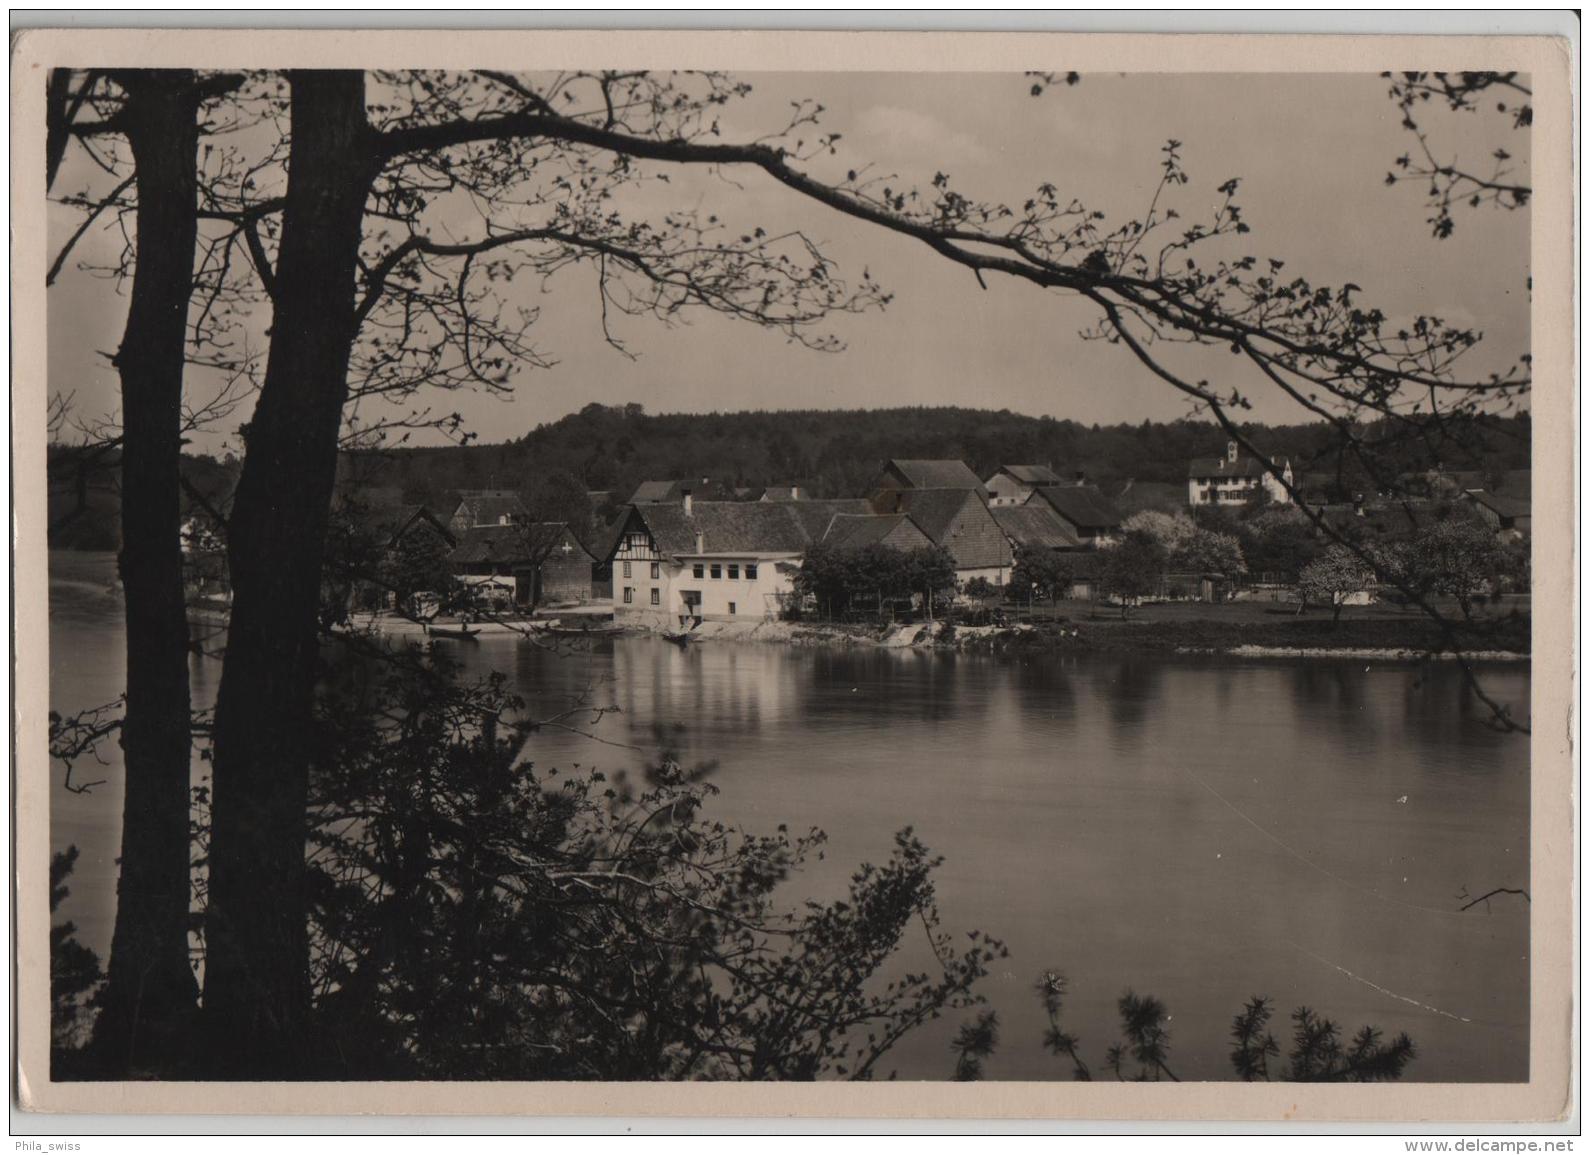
[745, 564, 758, 580]
[651, 562, 660, 580]
[693, 564, 704, 579]
[728, 602, 736, 615]
[622, 561, 632, 578]
[710, 564, 722, 579]
[727, 564, 739, 580]
[623, 587, 634, 604]
[650, 588, 660, 606]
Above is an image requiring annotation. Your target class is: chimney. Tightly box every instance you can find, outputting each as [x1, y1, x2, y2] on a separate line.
[682, 487, 693, 517]
[695, 530, 705, 554]
[1226, 440, 1239, 465]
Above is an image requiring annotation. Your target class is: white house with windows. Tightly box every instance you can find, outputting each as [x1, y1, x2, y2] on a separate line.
[604, 492, 873, 625]
[1187, 441, 1294, 506]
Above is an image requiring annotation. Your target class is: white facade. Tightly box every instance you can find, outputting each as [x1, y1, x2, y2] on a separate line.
[1187, 443, 1294, 506]
[612, 534, 798, 625]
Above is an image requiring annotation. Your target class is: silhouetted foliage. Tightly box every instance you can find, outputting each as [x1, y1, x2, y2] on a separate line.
[1034, 973, 1415, 1083]
[295, 642, 1006, 1079]
[950, 1010, 1000, 1081]
[50, 848, 103, 1070]
[1382, 71, 1531, 239]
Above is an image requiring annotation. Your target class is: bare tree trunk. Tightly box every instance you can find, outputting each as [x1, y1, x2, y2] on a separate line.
[91, 70, 202, 1075]
[202, 70, 373, 1077]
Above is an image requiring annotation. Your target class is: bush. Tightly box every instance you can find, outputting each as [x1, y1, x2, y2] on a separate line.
[296, 644, 1005, 1079]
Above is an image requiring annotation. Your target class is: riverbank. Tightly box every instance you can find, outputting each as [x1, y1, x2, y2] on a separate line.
[638, 604, 1532, 663]
[197, 599, 1529, 664]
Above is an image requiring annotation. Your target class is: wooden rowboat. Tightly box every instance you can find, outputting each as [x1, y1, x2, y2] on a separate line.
[426, 624, 480, 641]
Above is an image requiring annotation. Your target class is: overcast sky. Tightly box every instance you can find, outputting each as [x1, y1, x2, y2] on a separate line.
[46, 71, 1530, 454]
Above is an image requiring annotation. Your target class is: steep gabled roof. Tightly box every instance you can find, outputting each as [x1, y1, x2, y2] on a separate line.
[586, 516, 627, 564]
[993, 464, 1063, 486]
[340, 499, 455, 547]
[628, 478, 730, 504]
[451, 523, 533, 566]
[993, 504, 1083, 550]
[821, 512, 934, 552]
[629, 479, 683, 504]
[451, 522, 591, 566]
[870, 488, 1010, 569]
[783, 498, 874, 543]
[1030, 484, 1122, 531]
[632, 501, 810, 557]
[1187, 454, 1291, 481]
[873, 488, 974, 541]
[880, 458, 986, 491]
[1464, 489, 1531, 520]
[376, 504, 456, 548]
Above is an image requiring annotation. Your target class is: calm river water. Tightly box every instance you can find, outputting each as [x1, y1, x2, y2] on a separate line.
[48, 551, 1530, 1081]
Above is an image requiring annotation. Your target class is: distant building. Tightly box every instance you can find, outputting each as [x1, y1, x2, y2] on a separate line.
[984, 464, 1066, 507]
[1187, 441, 1294, 506]
[820, 512, 935, 552]
[338, 501, 455, 612]
[628, 478, 733, 504]
[871, 487, 1012, 585]
[448, 489, 529, 534]
[871, 458, 988, 499]
[365, 503, 456, 551]
[604, 494, 872, 625]
[992, 503, 1083, 553]
[1463, 488, 1531, 540]
[451, 521, 596, 607]
[759, 485, 808, 502]
[1026, 484, 1123, 547]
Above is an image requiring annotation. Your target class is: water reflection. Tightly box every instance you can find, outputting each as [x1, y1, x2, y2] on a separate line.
[49, 552, 1530, 1082]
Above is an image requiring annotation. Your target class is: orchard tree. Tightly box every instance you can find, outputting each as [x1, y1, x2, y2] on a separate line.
[1120, 510, 1197, 554]
[1297, 544, 1378, 624]
[1010, 546, 1080, 602]
[1100, 535, 1166, 619]
[1241, 507, 1321, 581]
[1400, 516, 1511, 619]
[1172, 528, 1248, 579]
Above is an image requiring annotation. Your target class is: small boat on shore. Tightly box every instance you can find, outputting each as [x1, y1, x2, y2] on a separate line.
[662, 630, 694, 648]
[425, 623, 480, 642]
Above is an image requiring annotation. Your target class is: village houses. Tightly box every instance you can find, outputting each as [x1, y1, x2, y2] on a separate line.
[984, 464, 1066, 507]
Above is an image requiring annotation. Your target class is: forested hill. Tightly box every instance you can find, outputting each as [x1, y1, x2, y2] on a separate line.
[346, 403, 1531, 508]
[48, 404, 1531, 550]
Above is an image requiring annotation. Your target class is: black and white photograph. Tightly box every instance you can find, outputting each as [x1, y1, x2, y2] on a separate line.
[15, 24, 1574, 1125]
